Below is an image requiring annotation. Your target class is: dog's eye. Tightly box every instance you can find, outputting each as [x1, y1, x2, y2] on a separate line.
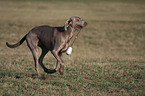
[76, 19, 80, 21]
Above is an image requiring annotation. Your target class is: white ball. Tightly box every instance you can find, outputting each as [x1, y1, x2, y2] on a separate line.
[66, 47, 72, 55]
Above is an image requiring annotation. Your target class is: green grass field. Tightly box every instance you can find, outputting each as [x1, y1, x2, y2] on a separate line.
[0, 0, 145, 95]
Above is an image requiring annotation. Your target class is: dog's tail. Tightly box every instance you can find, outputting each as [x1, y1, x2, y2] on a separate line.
[6, 34, 27, 48]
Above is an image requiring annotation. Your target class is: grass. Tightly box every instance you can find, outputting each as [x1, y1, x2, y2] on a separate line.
[0, 0, 145, 95]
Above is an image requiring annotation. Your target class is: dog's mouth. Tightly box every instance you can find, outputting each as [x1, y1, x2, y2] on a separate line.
[76, 22, 88, 29]
[76, 25, 83, 29]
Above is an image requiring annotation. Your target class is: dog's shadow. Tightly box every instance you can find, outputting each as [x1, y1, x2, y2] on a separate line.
[28, 73, 57, 80]
[0, 69, 57, 80]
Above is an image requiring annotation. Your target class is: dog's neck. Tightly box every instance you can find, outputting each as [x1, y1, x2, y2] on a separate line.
[65, 26, 75, 40]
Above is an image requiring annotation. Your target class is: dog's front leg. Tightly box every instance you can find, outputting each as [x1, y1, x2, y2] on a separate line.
[51, 50, 64, 75]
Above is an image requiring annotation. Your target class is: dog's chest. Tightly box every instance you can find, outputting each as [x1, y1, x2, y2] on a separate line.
[60, 36, 72, 53]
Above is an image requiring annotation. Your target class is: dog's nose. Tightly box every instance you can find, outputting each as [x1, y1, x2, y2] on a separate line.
[83, 21, 88, 27]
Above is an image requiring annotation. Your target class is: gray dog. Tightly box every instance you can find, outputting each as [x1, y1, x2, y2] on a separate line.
[6, 16, 88, 79]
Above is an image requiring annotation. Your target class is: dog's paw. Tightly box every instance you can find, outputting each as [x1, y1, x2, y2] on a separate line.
[59, 65, 64, 75]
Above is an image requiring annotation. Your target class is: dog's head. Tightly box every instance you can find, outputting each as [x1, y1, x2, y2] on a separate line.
[64, 16, 88, 31]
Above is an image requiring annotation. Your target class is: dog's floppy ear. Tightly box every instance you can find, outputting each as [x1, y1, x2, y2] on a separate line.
[64, 18, 72, 31]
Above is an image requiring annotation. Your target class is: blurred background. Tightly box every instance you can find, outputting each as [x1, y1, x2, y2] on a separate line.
[0, 0, 145, 95]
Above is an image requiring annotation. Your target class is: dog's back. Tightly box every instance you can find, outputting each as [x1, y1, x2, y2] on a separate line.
[29, 26, 65, 50]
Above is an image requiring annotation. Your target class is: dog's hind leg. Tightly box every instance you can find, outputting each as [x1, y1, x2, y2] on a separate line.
[38, 48, 57, 74]
[26, 34, 43, 79]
